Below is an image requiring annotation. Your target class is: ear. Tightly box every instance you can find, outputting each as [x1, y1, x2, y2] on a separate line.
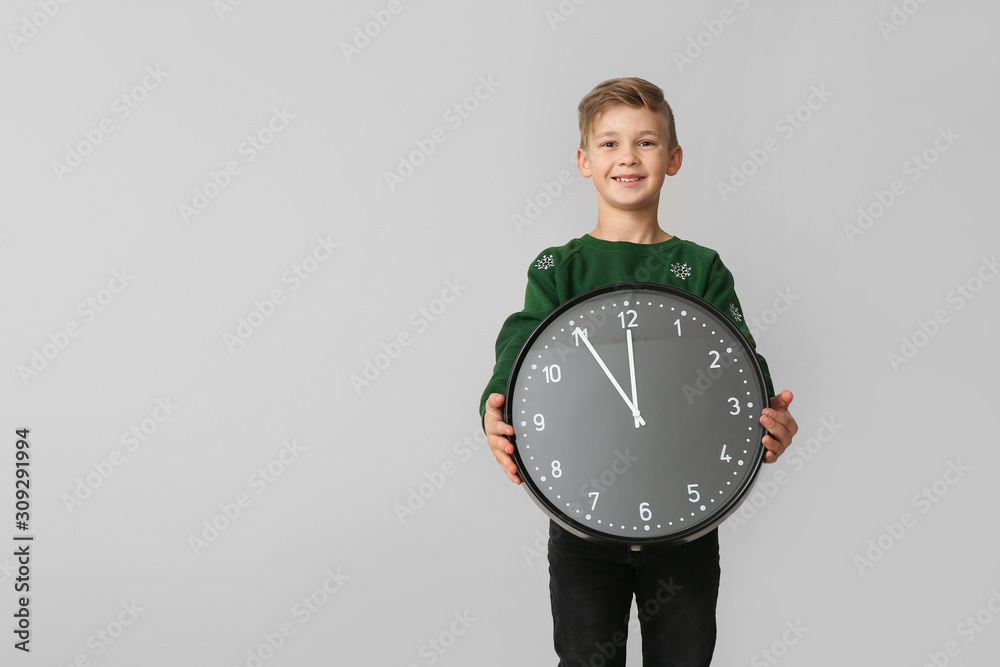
[577, 146, 593, 178]
[665, 145, 683, 176]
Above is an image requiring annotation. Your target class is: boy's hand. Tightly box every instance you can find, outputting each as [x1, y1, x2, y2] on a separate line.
[485, 393, 522, 485]
[760, 390, 798, 463]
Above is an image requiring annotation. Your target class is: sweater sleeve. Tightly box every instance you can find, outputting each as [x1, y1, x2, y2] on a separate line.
[479, 253, 561, 431]
[700, 253, 776, 399]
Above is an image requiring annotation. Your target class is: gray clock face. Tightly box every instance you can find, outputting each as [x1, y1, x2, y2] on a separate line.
[505, 283, 768, 546]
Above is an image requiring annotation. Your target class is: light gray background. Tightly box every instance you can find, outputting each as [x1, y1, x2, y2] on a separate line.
[2, 1, 998, 665]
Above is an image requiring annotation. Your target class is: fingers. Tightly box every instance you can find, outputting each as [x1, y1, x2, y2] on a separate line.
[769, 390, 794, 411]
[493, 448, 522, 485]
[760, 391, 799, 463]
[485, 394, 513, 439]
[761, 435, 784, 463]
[485, 393, 506, 420]
[485, 394, 522, 485]
[760, 417, 790, 460]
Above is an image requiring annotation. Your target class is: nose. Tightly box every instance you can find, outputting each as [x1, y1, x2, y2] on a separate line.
[618, 147, 638, 165]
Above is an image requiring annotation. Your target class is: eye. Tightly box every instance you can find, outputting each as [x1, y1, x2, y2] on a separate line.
[639, 140, 655, 146]
[600, 141, 616, 148]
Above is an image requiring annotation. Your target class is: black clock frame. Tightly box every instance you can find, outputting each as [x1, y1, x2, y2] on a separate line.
[504, 281, 771, 548]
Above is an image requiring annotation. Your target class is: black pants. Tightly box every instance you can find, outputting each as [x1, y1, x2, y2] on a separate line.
[547, 521, 720, 667]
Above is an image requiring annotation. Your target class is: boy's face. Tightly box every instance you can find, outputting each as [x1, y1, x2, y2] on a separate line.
[577, 104, 682, 219]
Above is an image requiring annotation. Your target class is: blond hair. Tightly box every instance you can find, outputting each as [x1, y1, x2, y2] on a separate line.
[578, 77, 678, 152]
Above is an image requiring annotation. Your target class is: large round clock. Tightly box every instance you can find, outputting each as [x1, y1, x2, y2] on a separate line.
[504, 282, 770, 547]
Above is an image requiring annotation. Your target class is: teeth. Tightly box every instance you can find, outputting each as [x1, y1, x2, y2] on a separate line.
[616, 177, 641, 182]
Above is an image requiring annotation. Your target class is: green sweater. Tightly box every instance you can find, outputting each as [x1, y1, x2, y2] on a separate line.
[479, 233, 775, 429]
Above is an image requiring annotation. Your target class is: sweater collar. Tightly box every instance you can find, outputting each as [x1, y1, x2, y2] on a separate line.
[578, 233, 682, 253]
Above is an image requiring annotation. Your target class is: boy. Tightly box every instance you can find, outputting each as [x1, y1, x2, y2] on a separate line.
[479, 77, 799, 666]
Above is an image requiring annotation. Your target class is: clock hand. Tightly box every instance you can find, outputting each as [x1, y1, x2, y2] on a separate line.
[573, 328, 645, 427]
[626, 328, 643, 428]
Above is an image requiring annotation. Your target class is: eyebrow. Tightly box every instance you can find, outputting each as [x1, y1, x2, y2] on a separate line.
[594, 130, 662, 140]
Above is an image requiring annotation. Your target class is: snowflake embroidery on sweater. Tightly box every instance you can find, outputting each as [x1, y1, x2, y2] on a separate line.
[730, 303, 743, 322]
[670, 262, 691, 280]
[535, 254, 555, 270]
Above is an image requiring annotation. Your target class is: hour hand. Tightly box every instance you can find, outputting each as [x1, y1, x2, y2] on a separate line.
[573, 327, 645, 427]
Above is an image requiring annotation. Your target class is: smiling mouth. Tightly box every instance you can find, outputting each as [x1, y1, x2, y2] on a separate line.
[613, 177, 644, 182]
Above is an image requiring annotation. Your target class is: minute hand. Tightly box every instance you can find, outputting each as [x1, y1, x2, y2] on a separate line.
[573, 328, 645, 428]
[627, 328, 642, 428]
